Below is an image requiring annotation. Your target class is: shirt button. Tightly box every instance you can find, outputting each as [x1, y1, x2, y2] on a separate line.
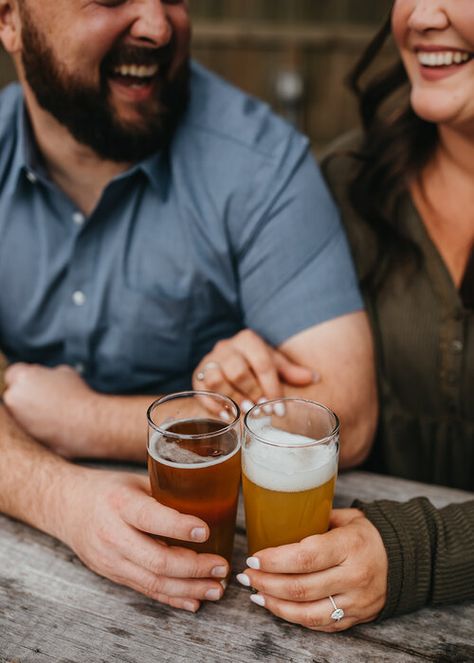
[26, 170, 37, 183]
[72, 290, 86, 306]
[75, 362, 85, 375]
[451, 339, 463, 353]
[72, 211, 85, 226]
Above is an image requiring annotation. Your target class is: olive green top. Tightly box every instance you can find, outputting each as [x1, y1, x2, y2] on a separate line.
[321, 137, 474, 618]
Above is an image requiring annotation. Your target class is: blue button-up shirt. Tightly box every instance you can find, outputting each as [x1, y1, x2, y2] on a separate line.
[0, 62, 362, 395]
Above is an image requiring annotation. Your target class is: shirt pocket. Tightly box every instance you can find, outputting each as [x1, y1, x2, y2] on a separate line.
[93, 284, 192, 394]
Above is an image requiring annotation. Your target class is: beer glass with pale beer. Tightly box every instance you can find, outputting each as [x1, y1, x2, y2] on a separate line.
[147, 391, 241, 567]
[242, 398, 339, 554]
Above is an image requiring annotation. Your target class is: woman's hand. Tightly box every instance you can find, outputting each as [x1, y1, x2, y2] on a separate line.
[237, 509, 388, 631]
[192, 329, 316, 412]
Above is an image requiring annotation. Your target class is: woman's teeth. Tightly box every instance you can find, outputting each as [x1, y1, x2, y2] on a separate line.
[417, 50, 471, 67]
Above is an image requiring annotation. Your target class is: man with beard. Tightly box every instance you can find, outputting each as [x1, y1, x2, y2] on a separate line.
[0, 0, 376, 610]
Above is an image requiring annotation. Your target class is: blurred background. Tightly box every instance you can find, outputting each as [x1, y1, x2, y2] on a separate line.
[0, 0, 394, 152]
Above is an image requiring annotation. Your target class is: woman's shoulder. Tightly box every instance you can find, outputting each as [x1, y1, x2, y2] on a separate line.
[320, 130, 363, 207]
[319, 131, 378, 279]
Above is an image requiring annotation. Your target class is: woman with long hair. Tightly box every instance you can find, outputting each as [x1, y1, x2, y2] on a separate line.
[193, 0, 474, 629]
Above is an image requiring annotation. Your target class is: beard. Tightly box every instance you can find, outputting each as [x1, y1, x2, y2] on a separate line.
[19, 8, 190, 162]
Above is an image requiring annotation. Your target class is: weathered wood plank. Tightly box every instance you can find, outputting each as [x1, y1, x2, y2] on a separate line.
[1, 471, 473, 663]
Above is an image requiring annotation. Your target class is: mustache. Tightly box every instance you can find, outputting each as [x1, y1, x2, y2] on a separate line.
[102, 38, 176, 71]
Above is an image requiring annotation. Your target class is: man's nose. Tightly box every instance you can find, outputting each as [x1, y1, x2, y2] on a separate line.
[407, 0, 449, 32]
[129, 0, 172, 47]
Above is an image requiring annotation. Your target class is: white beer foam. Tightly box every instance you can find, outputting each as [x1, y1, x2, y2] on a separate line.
[243, 419, 337, 492]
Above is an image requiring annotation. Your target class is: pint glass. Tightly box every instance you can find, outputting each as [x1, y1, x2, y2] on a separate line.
[147, 391, 241, 566]
[242, 398, 339, 554]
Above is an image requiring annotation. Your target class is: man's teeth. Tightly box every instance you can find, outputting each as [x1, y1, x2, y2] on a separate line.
[113, 64, 159, 77]
[417, 51, 471, 67]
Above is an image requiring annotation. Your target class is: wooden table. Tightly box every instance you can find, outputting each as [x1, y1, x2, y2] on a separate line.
[1, 470, 473, 663]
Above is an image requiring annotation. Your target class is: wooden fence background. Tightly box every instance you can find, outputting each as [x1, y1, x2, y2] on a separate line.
[0, 0, 395, 148]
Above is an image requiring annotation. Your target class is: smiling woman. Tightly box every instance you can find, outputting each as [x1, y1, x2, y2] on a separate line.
[194, 0, 474, 631]
[392, 0, 474, 126]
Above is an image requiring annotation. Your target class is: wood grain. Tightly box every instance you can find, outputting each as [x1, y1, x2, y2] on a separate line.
[1, 471, 473, 663]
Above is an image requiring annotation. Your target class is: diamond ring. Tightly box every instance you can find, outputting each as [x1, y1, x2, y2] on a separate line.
[195, 361, 220, 381]
[329, 595, 345, 621]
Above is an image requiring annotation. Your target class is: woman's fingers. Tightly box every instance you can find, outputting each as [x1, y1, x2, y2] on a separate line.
[247, 592, 355, 632]
[248, 530, 346, 574]
[273, 350, 317, 385]
[237, 566, 346, 603]
[193, 356, 254, 407]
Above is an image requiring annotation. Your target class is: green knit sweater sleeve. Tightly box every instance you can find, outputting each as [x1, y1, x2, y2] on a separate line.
[353, 497, 474, 619]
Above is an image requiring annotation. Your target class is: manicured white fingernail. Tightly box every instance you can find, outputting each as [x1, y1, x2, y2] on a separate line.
[219, 410, 231, 422]
[191, 527, 207, 542]
[257, 398, 273, 414]
[312, 371, 321, 383]
[220, 580, 228, 590]
[274, 402, 286, 417]
[236, 573, 251, 587]
[250, 593, 265, 607]
[242, 399, 255, 413]
[205, 588, 221, 601]
[246, 556, 260, 570]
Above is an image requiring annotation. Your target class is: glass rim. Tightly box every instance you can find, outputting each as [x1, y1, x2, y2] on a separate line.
[243, 397, 339, 448]
[147, 390, 240, 441]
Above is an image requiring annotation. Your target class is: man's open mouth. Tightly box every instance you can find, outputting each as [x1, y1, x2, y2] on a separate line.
[110, 63, 160, 88]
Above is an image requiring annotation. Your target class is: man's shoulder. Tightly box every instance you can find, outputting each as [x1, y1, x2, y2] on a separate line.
[182, 61, 309, 162]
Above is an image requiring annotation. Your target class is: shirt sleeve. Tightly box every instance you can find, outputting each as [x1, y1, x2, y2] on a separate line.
[232, 135, 363, 346]
[354, 497, 474, 619]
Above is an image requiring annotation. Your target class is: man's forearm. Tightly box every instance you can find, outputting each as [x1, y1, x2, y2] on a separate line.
[2, 362, 156, 462]
[281, 381, 377, 469]
[79, 392, 156, 462]
[0, 404, 78, 539]
[279, 313, 378, 469]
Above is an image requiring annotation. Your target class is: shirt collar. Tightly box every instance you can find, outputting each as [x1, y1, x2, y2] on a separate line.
[129, 149, 168, 197]
[13, 95, 168, 197]
[15, 99, 50, 183]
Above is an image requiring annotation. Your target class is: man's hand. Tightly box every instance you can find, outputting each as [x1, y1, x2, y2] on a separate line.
[192, 330, 315, 412]
[56, 467, 229, 613]
[4, 363, 96, 457]
[236, 509, 388, 631]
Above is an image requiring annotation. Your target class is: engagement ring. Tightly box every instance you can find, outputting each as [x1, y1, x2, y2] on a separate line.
[329, 595, 345, 621]
[195, 361, 220, 381]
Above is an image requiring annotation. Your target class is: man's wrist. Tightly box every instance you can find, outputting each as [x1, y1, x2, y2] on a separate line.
[44, 462, 88, 542]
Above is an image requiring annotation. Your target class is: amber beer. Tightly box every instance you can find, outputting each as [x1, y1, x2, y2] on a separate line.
[242, 399, 339, 554]
[147, 392, 241, 566]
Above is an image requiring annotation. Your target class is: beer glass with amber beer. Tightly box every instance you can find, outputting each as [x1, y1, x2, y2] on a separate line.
[242, 398, 339, 554]
[147, 391, 241, 567]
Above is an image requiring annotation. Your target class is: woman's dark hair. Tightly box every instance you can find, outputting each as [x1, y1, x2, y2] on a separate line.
[346, 14, 438, 292]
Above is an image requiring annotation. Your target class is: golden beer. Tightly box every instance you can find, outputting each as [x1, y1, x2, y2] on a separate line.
[242, 399, 339, 554]
[243, 473, 336, 553]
